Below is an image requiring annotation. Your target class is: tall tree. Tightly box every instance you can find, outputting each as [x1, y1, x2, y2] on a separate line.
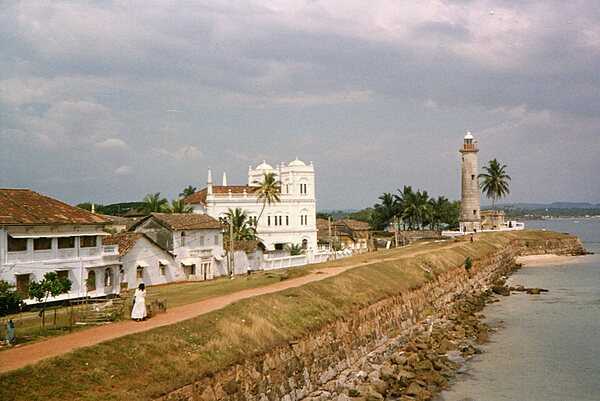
[167, 199, 193, 213]
[141, 193, 168, 214]
[222, 208, 256, 241]
[429, 196, 452, 230]
[371, 192, 400, 230]
[253, 172, 281, 225]
[179, 185, 197, 198]
[401, 189, 431, 229]
[478, 159, 511, 209]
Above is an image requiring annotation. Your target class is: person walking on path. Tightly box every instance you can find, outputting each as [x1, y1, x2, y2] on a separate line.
[131, 283, 147, 321]
[5, 320, 16, 346]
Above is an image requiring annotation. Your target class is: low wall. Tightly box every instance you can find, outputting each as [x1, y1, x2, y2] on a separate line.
[159, 236, 585, 401]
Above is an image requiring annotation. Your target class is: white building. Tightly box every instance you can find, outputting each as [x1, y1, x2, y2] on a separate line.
[184, 159, 318, 253]
[0, 189, 120, 303]
[102, 232, 179, 290]
[130, 213, 226, 280]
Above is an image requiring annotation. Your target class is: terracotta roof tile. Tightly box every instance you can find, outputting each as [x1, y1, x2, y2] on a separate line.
[184, 186, 258, 205]
[338, 219, 371, 231]
[147, 213, 222, 230]
[102, 232, 144, 256]
[0, 189, 110, 226]
[103, 232, 172, 257]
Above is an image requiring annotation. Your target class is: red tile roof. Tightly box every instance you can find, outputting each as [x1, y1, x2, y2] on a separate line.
[103, 232, 172, 257]
[337, 219, 371, 231]
[133, 213, 222, 231]
[0, 189, 110, 226]
[102, 232, 144, 256]
[184, 186, 257, 205]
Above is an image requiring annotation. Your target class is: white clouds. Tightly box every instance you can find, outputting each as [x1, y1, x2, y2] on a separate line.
[1, 1, 599, 206]
[153, 145, 203, 161]
[95, 138, 128, 150]
[225, 89, 373, 107]
[114, 165, 133, 176]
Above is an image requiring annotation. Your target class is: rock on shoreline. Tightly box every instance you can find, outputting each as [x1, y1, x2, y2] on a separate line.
[304, 290, 497, 401]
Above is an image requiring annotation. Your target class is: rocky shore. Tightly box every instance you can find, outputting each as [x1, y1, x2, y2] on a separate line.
[303, 286, 500, 401]
[302, 264, 559, 401]
[154, 233, 585, 401]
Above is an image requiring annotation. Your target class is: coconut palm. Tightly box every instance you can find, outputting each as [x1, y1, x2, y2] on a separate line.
[167, 199, 193, 213]
[478, 159, 511, 209]
[222, 208, 257, 241]
[253, 172, 281, 225]
[179, 185, 197, 198]
[429, 196, 451, 230]
[372, 192, 400, 230]
[401, 189, 431, 229]
[286, 243, 304, 256]
[141, 193, 168, 214]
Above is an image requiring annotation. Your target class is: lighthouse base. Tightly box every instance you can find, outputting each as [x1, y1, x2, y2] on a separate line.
[459, 221, 482, 233]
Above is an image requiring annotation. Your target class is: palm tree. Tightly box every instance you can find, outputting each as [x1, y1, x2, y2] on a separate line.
[401, 189, 431, 229]
[429, 196, 451, 230]
[371, 192, 400, 230]
[222, 208, 256, 241]
[478, 159, 511, 209]
[253, 172, 281, 225]
[141, 193, 168, 214]
[286, 243, 304, 256]
[167, 199, 193, 213]
[179, 185, 197, 198]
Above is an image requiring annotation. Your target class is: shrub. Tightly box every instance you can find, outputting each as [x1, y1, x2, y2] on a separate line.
[0, 280, 23, 317]
[464, 256, 473, 272]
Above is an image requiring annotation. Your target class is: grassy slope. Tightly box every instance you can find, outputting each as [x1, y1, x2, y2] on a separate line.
[0, 267, 312, 348]
[0, 231, 572, 401]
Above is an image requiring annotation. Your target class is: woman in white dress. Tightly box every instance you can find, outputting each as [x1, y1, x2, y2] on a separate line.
[131, 283, 147, 321]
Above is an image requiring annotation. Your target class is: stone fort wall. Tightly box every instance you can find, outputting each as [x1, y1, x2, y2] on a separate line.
[158, 236, 585, 401]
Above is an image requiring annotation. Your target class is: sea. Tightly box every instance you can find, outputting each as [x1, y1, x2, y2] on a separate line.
[438, 217, 600, 401]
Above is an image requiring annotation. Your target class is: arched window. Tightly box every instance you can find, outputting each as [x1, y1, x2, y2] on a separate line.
[302, 239, 308, 249]
[104, 268, 112, 287]
[87, 271, 96, 292]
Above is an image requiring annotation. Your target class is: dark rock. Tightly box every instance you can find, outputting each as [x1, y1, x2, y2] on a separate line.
[492, 285, 510, 296]
[526, 288, 548, 295]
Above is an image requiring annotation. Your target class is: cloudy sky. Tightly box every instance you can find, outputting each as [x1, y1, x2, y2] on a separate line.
[1, 1, 599, 209]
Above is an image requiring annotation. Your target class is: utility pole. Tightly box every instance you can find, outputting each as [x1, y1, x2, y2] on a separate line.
[229, 220, 234, 277]
[394, 216, 400, 248]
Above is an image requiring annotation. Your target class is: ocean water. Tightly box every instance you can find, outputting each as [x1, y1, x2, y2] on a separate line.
[438, 218, 600, 401]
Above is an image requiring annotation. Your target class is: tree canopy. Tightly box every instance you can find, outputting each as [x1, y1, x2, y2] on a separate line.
[479, 159, 511, 209]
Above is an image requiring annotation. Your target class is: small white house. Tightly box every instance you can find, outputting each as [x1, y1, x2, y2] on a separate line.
[130, 213, 226, 280]
[102, 232, 179, 290]
[0, 189, 120, 304]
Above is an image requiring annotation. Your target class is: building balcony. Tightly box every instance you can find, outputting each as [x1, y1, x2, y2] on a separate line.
[4, 245, 120, 266]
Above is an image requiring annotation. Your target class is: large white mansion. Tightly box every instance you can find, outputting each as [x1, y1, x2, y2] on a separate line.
[185, 159, 318, 252]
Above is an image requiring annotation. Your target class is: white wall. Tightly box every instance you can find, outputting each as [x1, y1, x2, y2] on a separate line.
[120, 237, 180, 289]
[0, 225, 119, 303]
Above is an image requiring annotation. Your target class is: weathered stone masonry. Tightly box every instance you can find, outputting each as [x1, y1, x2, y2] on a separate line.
[159, 237, 585, 401]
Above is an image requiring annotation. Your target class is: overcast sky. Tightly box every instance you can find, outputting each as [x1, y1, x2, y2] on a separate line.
[1, 1, 599, 209]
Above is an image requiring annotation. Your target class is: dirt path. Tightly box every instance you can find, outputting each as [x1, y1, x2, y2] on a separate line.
[0, 248, 435, 374]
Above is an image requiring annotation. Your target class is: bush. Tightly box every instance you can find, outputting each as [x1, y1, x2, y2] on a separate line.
[464, 256, 473, 272]
[0, 280, 23, 317]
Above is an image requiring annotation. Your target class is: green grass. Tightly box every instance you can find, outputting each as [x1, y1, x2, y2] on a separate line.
[0, 230, 575, 401]
[0, 268, 315, 349]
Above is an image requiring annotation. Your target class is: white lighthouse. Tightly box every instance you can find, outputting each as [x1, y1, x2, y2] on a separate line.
[459, 131, 482, 232]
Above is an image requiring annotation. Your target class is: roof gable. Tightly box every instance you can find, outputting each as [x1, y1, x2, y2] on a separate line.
[0, 189, 109, 226]
[184, 186, 258, 205]
[131, 213, 222, 231]
[103, 232, 173, 257]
